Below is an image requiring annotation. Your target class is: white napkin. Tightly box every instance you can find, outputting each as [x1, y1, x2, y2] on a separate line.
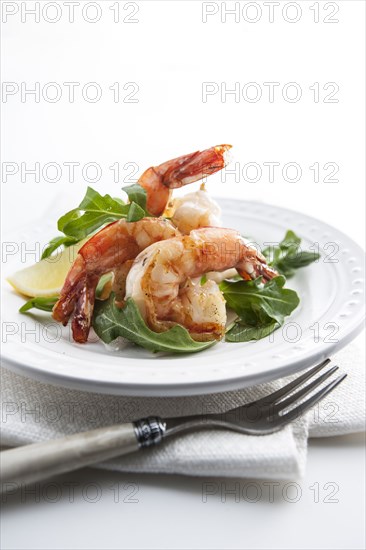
[1, 341, 364, 480]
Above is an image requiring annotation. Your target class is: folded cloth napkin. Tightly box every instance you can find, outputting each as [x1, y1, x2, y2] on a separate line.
[1, 340, 364, 480]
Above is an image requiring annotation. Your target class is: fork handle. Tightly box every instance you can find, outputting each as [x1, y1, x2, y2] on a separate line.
[0, 417, 165, 491]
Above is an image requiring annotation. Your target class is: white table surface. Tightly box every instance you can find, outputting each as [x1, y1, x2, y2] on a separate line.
[1, 1, 365, 548]
[1, 431, 365, 550]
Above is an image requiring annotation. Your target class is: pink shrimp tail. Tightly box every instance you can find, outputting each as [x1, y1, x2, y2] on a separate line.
[138, 145, 232, 216]
[161, 144, 232, 189]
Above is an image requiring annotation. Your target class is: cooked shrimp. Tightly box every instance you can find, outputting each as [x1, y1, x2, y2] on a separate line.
[169, 187, 240, 280]
[110, 187, 226, 308]
[169, 187, 222, 235]
[52, 146, 233, 343]
[52, 218, 179, 343]
[125, 227, 278, 341]
[205, 268, 238, 283]
[138, 144, 232, 216]
[173, 278, 227, 342]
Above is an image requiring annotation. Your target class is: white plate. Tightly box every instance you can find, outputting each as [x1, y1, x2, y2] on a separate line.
[2, 200, 365, 396]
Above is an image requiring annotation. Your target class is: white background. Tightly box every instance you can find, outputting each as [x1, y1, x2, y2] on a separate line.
[1, 1, 365, 549]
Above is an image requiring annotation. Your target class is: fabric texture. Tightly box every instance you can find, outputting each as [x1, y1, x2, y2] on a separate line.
[1, 342, 364, 480]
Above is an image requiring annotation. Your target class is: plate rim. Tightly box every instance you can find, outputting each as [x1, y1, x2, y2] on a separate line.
[2, 198, 365, 396]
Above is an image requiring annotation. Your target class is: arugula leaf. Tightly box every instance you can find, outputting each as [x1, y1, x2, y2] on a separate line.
[19, 296, 59, 313]
[220, 276, 299, 342]
[126, 201, 146, 222]
[122, 184, 147, 211]
[225, 321, 279, 342]
[42, 185, 151, 259]
[123, 184, 149, 221]
[276, 229, 301, 249]
[263, 230, 320, 278]
[93, 296, 216, 354]
[58, 187, 130, 240]
[41, 235, 79, 260]
[220, 276, 299, 325]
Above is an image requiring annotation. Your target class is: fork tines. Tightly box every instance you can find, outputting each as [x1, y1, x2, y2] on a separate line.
[257, 358, 347, 423]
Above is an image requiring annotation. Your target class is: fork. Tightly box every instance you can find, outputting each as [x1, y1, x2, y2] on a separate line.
[0, 358, 346, 491]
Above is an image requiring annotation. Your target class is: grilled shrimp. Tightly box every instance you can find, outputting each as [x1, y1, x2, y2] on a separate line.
[139, 144, 231, 216]
[169, 188, 240, 281]
[53, 146, 231, 343]
[52, 218, 179, 343]
[169, 187, 222, 235]
[125, 227, 278, 341]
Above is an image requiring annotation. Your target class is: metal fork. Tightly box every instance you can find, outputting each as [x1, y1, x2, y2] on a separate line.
[0, 359, 346, 491]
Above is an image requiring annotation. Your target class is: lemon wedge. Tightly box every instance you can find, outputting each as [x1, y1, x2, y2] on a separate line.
[7, 238, 89, 298]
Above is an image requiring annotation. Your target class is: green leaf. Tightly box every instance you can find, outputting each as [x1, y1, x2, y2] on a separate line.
[41, 235, 78, 260]
[220, 276, 299, 325]
[225, 320, 279, 342]
[43, 186, 154, 261]
[122, 184, 147, 211]
[220, 276, 299, 342]
[112, 197, 125, 207]
[263, 230, 320, 278]
[57, 207, 81, 234]
[93, 296, 216, 354]
[19, 296, 59, 313]
[277, 229, 301, 249]
[58, 187, 130, 240]
[44, 186, 154, 255]
[126, 201, 146, 222]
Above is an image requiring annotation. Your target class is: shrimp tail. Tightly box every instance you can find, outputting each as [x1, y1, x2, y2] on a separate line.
[161, 144, 232, 189]
[236, 248, 279, 283]
[260, 264, 279, 281]
[71, 274, 99, 343]
[238, 263, 278, 282]
[52, 217, 179, 343]
[138, 145, 232, 216]
[52, 254, 86, 326]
